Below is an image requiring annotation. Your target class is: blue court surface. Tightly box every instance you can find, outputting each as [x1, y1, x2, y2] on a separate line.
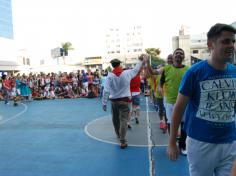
[0, 96, 189, 176]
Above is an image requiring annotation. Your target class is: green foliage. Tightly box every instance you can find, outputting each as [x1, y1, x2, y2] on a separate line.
[150, 55, 165, 67]
[61, 42, 74, 55]
[61, 42, 73, 50]
[145, 48, 161, 56]
[145, 48, 165, 67]
[106, 66, 112, 72]
[60, 42, 74, 64]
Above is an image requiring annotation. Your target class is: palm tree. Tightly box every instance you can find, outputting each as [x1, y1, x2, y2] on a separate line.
[61, 42, 74, 64]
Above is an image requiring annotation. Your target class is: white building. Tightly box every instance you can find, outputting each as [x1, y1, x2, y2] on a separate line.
[104, 25, 144, 68]
[0, 0, 18, 73]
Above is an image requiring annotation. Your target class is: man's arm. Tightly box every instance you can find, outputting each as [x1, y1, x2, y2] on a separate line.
[160, 69, 165, 88]
[158, 69, 165, 96]
[102, 76, 110, 111]
[128, 54, 145, 79]
[167, 93, 189, 160]
[146, 56, 159, 75]
[231, 159, 236, 176]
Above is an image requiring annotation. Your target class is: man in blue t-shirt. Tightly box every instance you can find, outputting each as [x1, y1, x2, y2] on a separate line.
[167, 23, 236, 176]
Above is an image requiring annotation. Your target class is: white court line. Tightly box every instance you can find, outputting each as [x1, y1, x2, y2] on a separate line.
[145, 97, 155, 176]
[0, 103, 28, 125]
[84, 116, 120, 146]
[84, 112, 168, 147]
[84, 116, 148, 147]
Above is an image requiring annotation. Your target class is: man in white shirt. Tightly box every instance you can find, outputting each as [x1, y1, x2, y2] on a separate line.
[102, 55, 145, 149]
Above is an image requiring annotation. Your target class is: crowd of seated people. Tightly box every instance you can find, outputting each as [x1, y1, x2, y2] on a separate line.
[0, 69, 108, 102]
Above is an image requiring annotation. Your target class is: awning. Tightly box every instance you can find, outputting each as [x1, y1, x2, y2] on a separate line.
[0, 60, 20, 71]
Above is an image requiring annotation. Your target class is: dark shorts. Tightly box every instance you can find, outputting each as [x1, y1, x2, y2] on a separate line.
[132, 94, 140, 106]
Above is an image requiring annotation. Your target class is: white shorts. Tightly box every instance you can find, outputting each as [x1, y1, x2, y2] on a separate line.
[165, 103, 174, 123]
[163, 96, 167, 109]
[165, 102, 185, 123]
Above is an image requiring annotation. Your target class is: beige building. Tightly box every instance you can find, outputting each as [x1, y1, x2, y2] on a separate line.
[83, 56, 102, 71]
[172, 26, 209, 65]
[173, 22, 236, 65]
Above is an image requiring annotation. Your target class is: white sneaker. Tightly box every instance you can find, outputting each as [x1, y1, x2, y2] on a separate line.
[180, 149, 187, 156]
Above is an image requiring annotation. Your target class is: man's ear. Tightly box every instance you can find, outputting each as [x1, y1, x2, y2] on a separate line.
[207, 40, 214, 49]
[207, 39, 213, 49]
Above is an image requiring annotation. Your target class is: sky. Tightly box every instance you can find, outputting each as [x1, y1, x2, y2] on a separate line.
[12, 0, 236, 63]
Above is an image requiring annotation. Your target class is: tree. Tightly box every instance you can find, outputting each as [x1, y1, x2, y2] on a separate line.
[145, 48, 161, 56]
[145, 48, 165, 67]
[105, 66, 112, 72]
[61, 42, 74, 64]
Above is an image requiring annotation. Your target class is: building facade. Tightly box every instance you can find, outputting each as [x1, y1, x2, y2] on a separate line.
[0, 0, 13, 39]
[173, 23, 236, 65]
[172, 26, 209, 65]
[104, 25, 144, 68]
[83, 56, 102, 71]
[0, 0, 18, 73]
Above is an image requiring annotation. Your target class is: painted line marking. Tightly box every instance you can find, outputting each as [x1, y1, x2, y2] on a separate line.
[145, 97, 155, 176]
[85, 115, 168, 147]
[85, 116, 148, 147]
[0, 103, 28, 125]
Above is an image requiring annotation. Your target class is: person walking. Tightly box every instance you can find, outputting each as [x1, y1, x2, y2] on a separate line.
[147, 49, 188, 154]
[127, 70, 142, 129]
[102, 55, 144, 149]
[167, 23, 236, 176]
[2, 74, 11, 104]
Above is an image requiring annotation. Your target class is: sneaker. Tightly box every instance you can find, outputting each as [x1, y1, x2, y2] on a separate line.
[120, 143, 128, 149]
[127, 124, 132, 129]
[180, 149, 187, 156]
[163, 123, 167, 130]
[160, 120, 167, 129]
[160, 121, 164, 129]
[135, 118, 139, 124]
[13, 101, 18, 106]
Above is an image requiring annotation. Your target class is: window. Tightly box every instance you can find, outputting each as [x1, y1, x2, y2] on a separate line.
[22, 57, 25, 65]
[26, 58, 30, 65]
[192, 50, 198, 54]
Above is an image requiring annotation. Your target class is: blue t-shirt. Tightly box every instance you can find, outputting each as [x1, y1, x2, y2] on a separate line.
[82, 73, 88, 83]
[179, 60, 236, 143]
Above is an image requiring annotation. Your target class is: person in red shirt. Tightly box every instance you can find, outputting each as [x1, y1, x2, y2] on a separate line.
[2, 75, 12, 104]
[127, 70, 142, 128]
